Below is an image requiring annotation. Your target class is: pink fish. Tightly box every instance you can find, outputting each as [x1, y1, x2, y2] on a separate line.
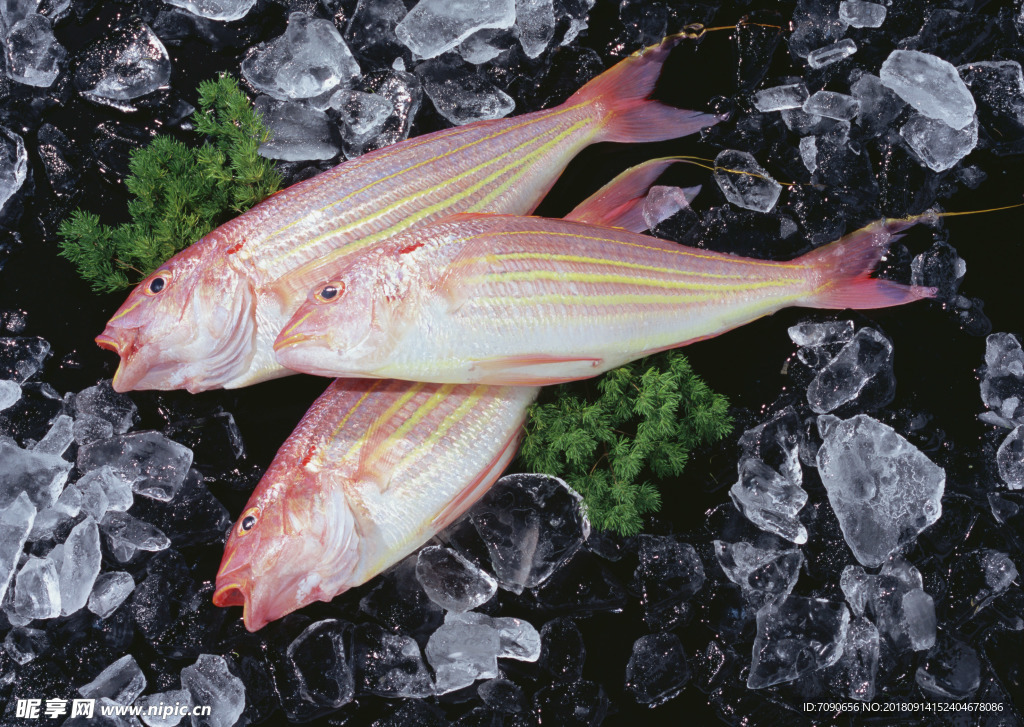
[95, 34, 721, 393]
[212, 378, 538, 631]
[274, 216, 935, 385]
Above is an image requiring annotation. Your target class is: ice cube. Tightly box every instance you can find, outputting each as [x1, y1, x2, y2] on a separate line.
[839, 0, 886, 28]
[901, 113, 977, 172]
[789, 319, 855, 367]
[807, 39, 857, 69]
[538, 617, 585, 681]
[624, 633, 690, 707]
[478, 678, 526, 712]
[3, 626, 49, 664]
[738, 407, 803, 488]
[353, 69, 423, 156]
[79, 654, 147, 705]
[0, 336, 48, 383]
[980, 333, 1024, 428]
[58, 516, 101, 615]
[73, 414, 115, 445]
[714, 540, 802, 609]
[425, 611, 501, 694]
[286, 619, 356, 709]
[457, 28, 507, 65]
[748, 595, 850, 689]
[827, 616, 879, 701]
[752, 83, 809, 112]
[816, 415, 945, 568]
[415, 545, 497, 612]
[5, 13, 65, 88]
[243, 12, 360, 102]
[331, 89, 393, 158]
[0, 439, 71, 510]
[73, 380, 136, 434]
[254, 96, 341, 162]
[915, 634, 981, 700]
[87, 571, 135, 618]
[840, 563, 935, 651]
[632, 535, 705, 630]
[13, 555, 60, 620]
[901, 588, 936, 651]
[959, 61, 1024, 154]
[180, 654, 246, 727]
[77, 431, 193, 502]
[74, 21, 171, 105]
[470, 473, 589, 594]
[395, 0, 517, 59]
[798, 137, 817, 173]
[28, 485, 80, 542]
[0, 127, 27, 216]
[34, 413, 73, 456]
[358, 555, 444, 635]
[78, 466, 133, 513]
[135, 690, 192, 727]
[641, 185, 699, 231]
[0, 379, 20, 411]
[516, 0, 554, 58]
[997, 426, 1024, 489]
[911, 241, 967, 299]
[0, 0, 36, 27]
[851, 72, 907, 138]
[803, 91, 860, 121]
[880, 50, 976, 130]
[730, 458, 808, 544]
[101, 511, 171, 562]
[713, 149, 782, 213]
[806, 327, 895, 414]
[165, 0, 255, 21]
[417, 57, 515, 126]
[352, 622, 434, 698]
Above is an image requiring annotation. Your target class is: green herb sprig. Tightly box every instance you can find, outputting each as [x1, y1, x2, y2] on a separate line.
[519, 350, 733, 536]
[58, 75, 281, 293]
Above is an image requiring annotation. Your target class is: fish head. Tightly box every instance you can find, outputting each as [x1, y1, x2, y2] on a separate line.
[213, 471, 362, 632]
[96, 241, 258, 393]
[272, 264, 387, 377]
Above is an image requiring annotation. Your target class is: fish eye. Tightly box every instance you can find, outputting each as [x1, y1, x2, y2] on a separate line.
[146, 271, 171, 296]
[238, 507, 260, 535]
[315, 281, 345, 303]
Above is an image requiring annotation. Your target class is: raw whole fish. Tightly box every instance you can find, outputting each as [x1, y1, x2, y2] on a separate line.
[274, 216, 935, 385]
[95, 34, 721, 393]
[212, 378, 538, 631]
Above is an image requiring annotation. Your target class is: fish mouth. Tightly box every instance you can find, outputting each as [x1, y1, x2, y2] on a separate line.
[95, 331, 121, 354]
[212, 582, 246, 608]
[273, 331, 312, 350]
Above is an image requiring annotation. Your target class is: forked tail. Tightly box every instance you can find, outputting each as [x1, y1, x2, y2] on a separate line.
[801, 218, 937, 310]
[570, 33, 725, 143]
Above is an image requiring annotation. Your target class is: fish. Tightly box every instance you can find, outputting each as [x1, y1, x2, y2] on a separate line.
[95, 33, 722, 394]
[211, 378, 539, 631]
[273, 215, 936, 386]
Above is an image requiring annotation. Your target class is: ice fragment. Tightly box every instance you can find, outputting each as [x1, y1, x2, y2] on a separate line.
[839, 0, 886, 28]
[807, 39, 857, 69]
[880, 50, 976, 130]
[88, 571, 135, 618]
[395, 0, 516, 59]
[748, 595, 850, 689]
[713, 149, 781, 213]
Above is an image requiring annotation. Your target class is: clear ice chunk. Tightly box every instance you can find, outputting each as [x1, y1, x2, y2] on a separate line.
[0, 127, 27, 215]
[136, 690, 193, 727]
[74, 21, 171, 104]
[5, 13, 65, 88]
[901, 113, 977, 172]
[632, 535, 705, 630]
[817, 415, 945, 567]
[425, 611, 501, 694]
[28, 485, 80, 542]
[839, 0, 886, 28]
[980, 333, 1024, 428]
[457, 29, 507, 65]
[478, 678, 526, 712]
[13, 555, 60, 620]
[79, 654, 147, 705]
[73, 380, 136, 434]
[624, 633, 690, 707]
[714, 540, 802, 609]
[470, 473, 589, 594]
[807, 39, 857, 69]
[840, 563, 935, 651]
[827, 616, 879, 701]
[330, 89, 393, 157]
[73, 414, 115, 445]
[78, 466, 133, 512]
[959, 61, 1024, 153]
[417, 57, 515, 126]
[0, 439, 72, 510]
[101, 511, 171, 562]
[353, 622, 434, 698]
[395, 0, 517, 59]
[789, 319, 855, 368]
[641, 185, 699, 231]
[58, 516, 101, 615]
[34, 413, 73, 456]
[901, 588, 937, 651]
[415, 545, 497, 612]
[0, 379, 20, 411]
[516, 0, 555, 58]
[242, 12, 360, 102]
[165, 0, 255, 22]
[806, 327, 894, 414]
[851, 72, 906, 137]
[88, 571, 135, 618]
[350, 68, 423, 156]
[916, 635, 981, 700]
[997, 426, 1024, 489]
[77, 480, 109, 529]
[748, 595, 850, 689]
[180, 654, 246, 727]
[538, 617, 585, 681]
[713, 149, 781, 213]
[911, 241, 967, 299]
[3, 626, 49, 665]
[880, 50, 976, 130]
[752, 83, 808, 112]
[287, 619, 356, 708]
[77, 431, 193, 503]
[254, 96, 341, 162]
[0, 0, 36, 27]
[803, 91, 860, 121]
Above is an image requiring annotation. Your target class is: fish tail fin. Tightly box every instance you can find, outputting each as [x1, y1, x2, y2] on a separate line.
[801, 218, 937, 310]
[570, 33, 724, 143]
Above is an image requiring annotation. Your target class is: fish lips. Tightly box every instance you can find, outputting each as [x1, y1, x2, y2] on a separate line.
[213, 571, 327, 632]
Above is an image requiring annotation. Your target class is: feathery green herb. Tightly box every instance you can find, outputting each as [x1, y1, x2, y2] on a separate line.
[58, 75, 281, 293]
[519, 351, 732, 536]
